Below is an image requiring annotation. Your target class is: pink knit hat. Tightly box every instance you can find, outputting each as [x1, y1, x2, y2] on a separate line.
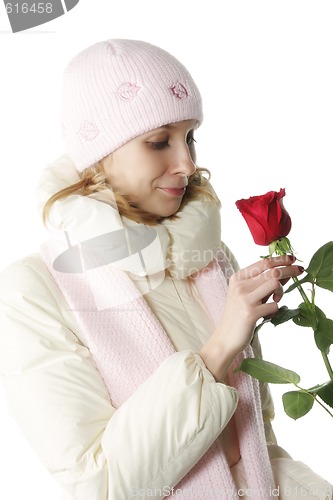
[61, 39, 203, 172]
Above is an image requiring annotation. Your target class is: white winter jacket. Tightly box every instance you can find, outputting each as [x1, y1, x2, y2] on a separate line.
[0, 156, 331, 500]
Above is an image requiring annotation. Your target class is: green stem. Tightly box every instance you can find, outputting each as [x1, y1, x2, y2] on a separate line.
[292, 276, 312, 307]
[322, 352, 333, 381]
[312, 395, 333, 418]
[292, 277, 333, 382]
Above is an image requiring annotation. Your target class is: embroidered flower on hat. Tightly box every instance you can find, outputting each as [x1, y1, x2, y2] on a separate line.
[78, 120, 100, 141]
[170, 81, 189, 99]
[117, 82, 141, 101]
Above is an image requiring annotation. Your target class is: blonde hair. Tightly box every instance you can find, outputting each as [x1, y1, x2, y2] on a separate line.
[43, 162, 218, 226]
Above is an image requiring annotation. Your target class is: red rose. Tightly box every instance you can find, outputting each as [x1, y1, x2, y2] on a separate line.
[235, 188, 292, 246]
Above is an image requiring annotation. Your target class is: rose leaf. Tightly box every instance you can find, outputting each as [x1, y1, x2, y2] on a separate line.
[235, 358, 300, 384]
[314, 317, 333, 354]
[317, 381, 333, 409]
[282, 391, 314, 419]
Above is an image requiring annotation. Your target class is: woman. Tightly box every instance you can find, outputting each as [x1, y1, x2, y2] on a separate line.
[0, 39, 331, 500]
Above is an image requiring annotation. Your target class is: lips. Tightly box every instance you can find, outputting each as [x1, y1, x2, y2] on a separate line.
[159, 187, 186, 197]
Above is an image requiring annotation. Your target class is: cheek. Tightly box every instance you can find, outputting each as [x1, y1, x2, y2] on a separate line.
[104, 161, 134, 190]
[105, 152, 165, 193]
[101, 157, 121, 187]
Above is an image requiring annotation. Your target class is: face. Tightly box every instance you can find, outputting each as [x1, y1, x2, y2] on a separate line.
[101, 119, 198, 217]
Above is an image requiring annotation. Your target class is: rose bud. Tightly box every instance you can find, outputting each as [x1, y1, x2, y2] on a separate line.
[235, 188, 292, 246]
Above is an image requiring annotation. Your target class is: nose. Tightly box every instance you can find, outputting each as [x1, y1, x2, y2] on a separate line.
[171, 143, 196, 178]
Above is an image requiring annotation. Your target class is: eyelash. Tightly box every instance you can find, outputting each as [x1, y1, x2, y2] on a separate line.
[150, 141, 169, 150]
[149, 136, 197, 150]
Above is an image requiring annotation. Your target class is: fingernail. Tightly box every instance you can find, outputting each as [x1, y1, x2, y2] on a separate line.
[297, 266, 304, 273]
[289, 255, 296, 262]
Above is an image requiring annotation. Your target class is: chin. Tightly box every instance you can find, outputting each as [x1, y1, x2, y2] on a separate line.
[157, 206, 181, 218]
[141, 201, 181, 219]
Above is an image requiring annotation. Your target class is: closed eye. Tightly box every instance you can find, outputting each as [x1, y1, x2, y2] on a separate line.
[149, 141, 169, 150]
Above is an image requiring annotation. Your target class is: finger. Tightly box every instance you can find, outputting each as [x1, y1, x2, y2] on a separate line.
[249, 276, 282, 305]
[236, 255, 296, 280]
[256, 301, 279, 320]
[272, 264, 304, 282]
[251, 265, 304, 306]
[272, 283, 284, 303]
[252, 263, 303, 287]
[278, 269, 304, 288]
[262, 282, 284, 304]
[271, 266, 304, 301]
[279, 277, 290, 287]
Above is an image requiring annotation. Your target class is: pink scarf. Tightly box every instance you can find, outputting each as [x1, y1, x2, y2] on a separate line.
[40, 239, 276, 499]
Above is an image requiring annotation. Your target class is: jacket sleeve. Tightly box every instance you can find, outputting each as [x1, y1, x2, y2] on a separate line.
[0, 255, 238, 500]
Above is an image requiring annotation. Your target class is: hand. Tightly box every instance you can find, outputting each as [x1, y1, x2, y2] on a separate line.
[220, 255, 303, 349]
[199, 255, 303, 381]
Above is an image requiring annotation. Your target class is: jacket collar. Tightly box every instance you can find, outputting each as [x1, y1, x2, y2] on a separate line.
[36, 155, 222, 280]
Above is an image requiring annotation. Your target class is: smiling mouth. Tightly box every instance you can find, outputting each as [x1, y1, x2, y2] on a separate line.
[159, 187, 186, 197]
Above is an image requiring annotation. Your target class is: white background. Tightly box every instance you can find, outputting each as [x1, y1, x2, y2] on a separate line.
[0, 1, 332, 498]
